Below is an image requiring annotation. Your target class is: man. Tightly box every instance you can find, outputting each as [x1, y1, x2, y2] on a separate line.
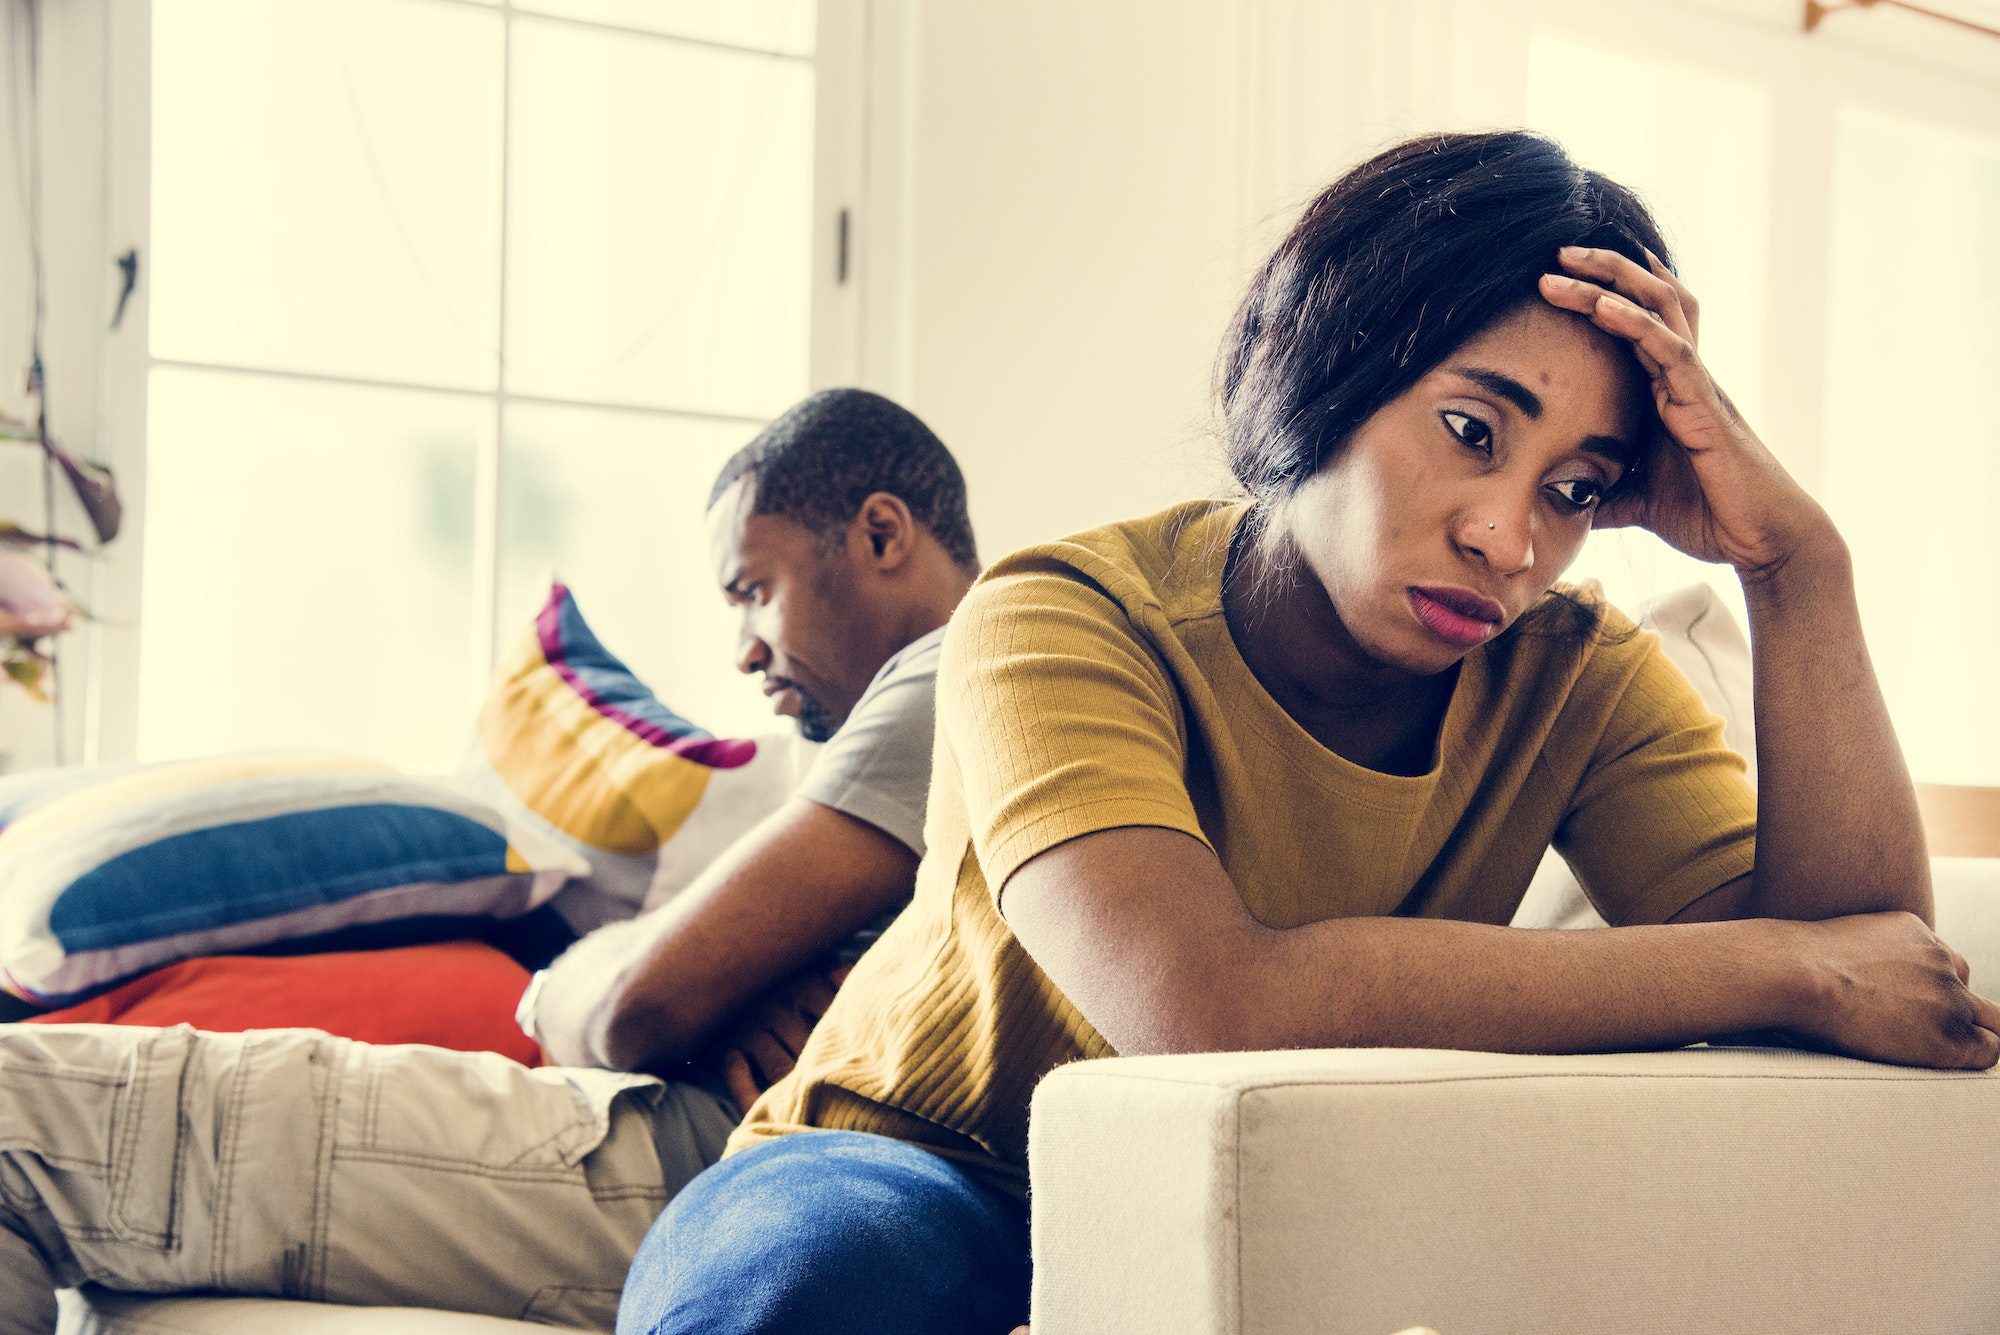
[524, 387, 980, 1097]
[0, 388, 980, 1334]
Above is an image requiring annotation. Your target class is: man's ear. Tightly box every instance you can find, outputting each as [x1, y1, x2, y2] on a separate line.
[852, 492, 917, 570]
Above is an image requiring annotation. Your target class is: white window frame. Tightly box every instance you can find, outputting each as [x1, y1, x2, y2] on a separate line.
[74, 0, 873, 766]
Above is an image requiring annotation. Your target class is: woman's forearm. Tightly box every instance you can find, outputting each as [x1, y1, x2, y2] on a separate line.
[1230, 914, 1811, 1056]
[1739, 529, 1932, 924]
[1010, 829, 1991, 1069]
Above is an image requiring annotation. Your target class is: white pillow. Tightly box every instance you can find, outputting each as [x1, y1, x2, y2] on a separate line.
[1510, 582, 1755, 931]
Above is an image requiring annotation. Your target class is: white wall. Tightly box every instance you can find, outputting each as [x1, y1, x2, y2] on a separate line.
[859, 0, 1256, 564]
[851, 0, 1584, 566]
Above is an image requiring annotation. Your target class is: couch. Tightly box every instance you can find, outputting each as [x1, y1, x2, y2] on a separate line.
[56, 587, 2000, 1332]
[1029, 854, 2000, 1335]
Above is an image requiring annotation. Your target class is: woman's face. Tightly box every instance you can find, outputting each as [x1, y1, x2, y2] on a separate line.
[1283, 299, 1646, 677]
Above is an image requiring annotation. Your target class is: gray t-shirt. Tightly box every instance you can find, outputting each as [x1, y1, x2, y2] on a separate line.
[793, 624, 944, 858]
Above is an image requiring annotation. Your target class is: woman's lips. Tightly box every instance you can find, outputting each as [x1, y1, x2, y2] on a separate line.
[1409, 587, 1502, 648]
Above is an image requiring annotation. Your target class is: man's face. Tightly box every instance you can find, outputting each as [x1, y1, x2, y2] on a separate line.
[706, 477, 886, 743]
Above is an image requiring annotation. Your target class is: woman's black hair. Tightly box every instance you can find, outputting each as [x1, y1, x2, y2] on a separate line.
[1216, 130, 1671, 638]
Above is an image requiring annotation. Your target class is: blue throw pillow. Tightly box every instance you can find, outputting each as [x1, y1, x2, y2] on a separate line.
[0, 752, 584, 1004]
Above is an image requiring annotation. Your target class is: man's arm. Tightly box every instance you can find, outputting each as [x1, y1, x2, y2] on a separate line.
[1002, 826, 2000, 1069]
[536, 796, 916, 1074]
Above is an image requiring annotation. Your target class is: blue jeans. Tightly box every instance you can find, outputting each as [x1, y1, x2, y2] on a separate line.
[615, 1130, 1031, 1335]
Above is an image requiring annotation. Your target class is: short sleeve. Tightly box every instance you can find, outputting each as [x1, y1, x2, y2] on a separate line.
[795, 634, 940, 856]
[939, 563, 1210, 911]
[1554, 629, 1758, 927]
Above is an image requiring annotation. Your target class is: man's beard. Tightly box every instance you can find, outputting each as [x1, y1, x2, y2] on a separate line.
[794, 690, 841, 743]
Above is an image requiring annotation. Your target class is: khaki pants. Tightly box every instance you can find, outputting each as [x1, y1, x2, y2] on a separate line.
[0, 1024, 735, 1334]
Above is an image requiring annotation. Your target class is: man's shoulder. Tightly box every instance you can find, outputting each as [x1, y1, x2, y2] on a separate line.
[873, 624, 946, 691]
[842, 625, 945, 734]
[797, 627, 945, 857]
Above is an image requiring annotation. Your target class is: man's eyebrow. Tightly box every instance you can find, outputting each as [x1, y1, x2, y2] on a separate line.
[1449, 365, 1543, 419]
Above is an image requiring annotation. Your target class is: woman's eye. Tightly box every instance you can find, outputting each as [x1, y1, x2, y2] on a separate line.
[1441, 411, 1492, 454]
[1548, 478, 1604, 512]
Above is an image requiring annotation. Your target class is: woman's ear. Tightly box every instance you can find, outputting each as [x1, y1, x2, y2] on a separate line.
[853, 492, 918, 569]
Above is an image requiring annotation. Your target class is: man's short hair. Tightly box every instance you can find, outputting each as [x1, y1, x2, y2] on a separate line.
[708, 389, 979, 570]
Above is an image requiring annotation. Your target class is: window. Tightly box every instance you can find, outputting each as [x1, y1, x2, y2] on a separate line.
[1524, 33, 1774, 629]
[135, 0, 828, 770]
[1822, 108, 2000, 785]
[1509, 3, 2000, 785]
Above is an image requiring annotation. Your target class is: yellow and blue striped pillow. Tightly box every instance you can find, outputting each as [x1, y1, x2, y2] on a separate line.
[456, 584, 809, 933]
[0, 752, 585, 1004]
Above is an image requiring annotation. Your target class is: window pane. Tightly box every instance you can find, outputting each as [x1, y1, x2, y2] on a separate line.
[137, 368, 483, 772]
[150, 0, 503, 390]
[1526, 35, 1774, 624]
[505, 18, 815, 419]
[1824, 109, 2000, 785]
[497, 402, 774, 739]
[514, 0, 814, 57]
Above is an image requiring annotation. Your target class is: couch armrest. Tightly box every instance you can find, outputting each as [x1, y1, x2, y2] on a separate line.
[1936, 857, 2000, 985]
[1028, 1046, 2000, 1335]
[1918, 784, 2000, 858]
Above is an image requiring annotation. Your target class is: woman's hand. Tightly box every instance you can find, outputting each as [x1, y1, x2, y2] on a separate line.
[1767, 912, 2000, 1069]
[1537, 246, 1836, 583]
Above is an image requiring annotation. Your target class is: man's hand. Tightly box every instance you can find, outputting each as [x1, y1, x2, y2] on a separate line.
[696, 961, 851, 1114]
[594, 797, 915, 1074]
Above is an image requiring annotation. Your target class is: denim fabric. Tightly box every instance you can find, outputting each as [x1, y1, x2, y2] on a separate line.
[616, 1130, 1031, 1335]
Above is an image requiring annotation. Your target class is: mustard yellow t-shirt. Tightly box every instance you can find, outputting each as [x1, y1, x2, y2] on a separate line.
[730, 499, 1757, 1196]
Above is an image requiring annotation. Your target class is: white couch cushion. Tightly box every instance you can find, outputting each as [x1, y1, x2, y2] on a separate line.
[57, 1291, 574, 1334]
[1029, 1045, 2000, 1335]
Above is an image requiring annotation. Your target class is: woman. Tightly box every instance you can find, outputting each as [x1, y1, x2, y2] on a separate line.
[617, 131, 1999, 1335]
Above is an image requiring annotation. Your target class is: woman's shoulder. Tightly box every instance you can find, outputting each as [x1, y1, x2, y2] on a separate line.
[1491, 578, 1747, 753]
[940, 499, 1243, 689]
[973, 498, 1246, 623]
[1487, 578, 1662, 705]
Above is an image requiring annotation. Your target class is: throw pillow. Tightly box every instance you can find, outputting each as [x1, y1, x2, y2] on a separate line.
[457, 583, 811, 934]
[26, 940, 543, 1066]
[0, 752, 583, 1004]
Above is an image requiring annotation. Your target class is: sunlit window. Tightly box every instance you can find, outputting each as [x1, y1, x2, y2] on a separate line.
[1525, 34, 1774, 627]
[1822, 108, 2000, 786]
[1526, 34, 1999, 785]
[138, 0, 817, 769]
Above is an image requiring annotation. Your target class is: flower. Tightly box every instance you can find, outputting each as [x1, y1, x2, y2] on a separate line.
[0, 549, 76, 640]
[0, 416, 118, 707]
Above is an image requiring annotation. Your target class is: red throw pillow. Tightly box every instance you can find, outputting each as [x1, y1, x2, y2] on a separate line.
[27, 940, 543, 1066]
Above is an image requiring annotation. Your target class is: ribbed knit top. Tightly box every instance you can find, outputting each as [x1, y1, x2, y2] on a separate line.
[728, 499, 1757, 1197]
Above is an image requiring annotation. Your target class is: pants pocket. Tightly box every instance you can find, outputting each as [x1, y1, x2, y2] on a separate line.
[0, 1023, 195, 1249]
[522, 1283, 623, 1330]
[353, 1046, 659, 1173]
